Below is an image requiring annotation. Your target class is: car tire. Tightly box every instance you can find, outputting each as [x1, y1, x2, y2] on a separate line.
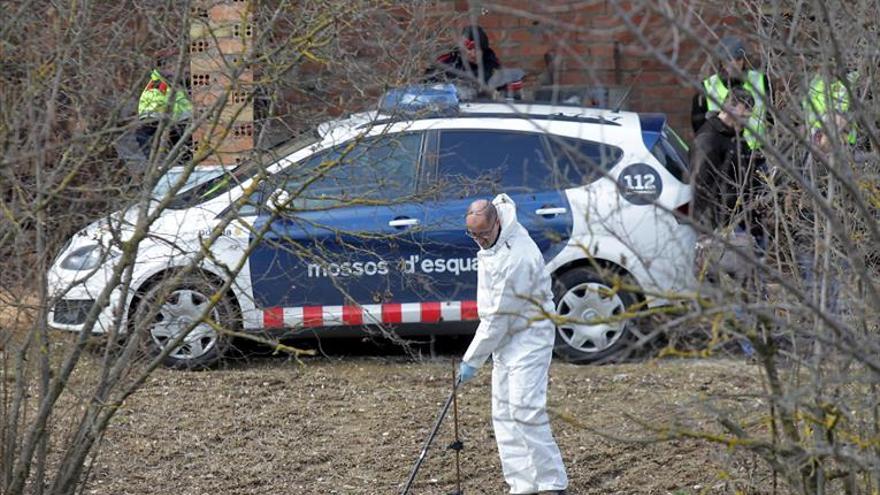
[552, 266, 643, 364]
[132, 273, 238, 370]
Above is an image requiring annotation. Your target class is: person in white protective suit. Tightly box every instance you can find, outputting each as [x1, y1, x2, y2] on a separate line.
[458, 194, 568, 495]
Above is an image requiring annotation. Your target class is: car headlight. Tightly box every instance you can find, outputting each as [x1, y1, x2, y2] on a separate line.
[60, 245, 110, 271]
[52, 237, 74, 266]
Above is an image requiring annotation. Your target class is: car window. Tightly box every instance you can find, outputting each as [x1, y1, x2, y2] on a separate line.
[435, 130, 623, 196]
[436, 130, 549, 195]
[651, 128, 689, 182]
[167, 131, 319, 209]
[274, 132, 422, 210]
[544, 136, 624, 186]
[151, 167, 227, 200]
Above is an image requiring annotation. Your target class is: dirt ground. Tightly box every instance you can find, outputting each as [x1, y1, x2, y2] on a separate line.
[45, 341, 772, 495]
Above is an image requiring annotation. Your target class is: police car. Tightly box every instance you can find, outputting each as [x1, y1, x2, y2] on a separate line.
[47, 85, 696, 368]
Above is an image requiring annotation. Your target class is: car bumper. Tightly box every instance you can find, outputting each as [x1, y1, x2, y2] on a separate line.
[47, 267, 123, 335]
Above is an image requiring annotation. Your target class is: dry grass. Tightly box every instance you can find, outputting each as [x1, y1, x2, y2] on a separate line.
[50, 352, 767, 495]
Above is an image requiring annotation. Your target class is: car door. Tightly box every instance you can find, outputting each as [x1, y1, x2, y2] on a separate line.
[248, 132, 426, 328]
[418, 129, 576, 303]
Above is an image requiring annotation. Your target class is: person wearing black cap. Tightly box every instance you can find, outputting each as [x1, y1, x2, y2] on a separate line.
[425, 25, 502, 90]
[692, 36, 771, 154]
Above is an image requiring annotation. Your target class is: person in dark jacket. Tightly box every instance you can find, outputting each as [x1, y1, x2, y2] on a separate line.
[692, 36, 771, 153]
[691, 86, 756, 231]
[425, 25, 501, 89]
[692, 87, 763, 357]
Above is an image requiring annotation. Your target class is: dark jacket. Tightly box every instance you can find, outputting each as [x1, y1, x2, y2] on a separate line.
[424, 26, 501, 86]
[426, 49, 501, 85]
[690, 114, 755, 229]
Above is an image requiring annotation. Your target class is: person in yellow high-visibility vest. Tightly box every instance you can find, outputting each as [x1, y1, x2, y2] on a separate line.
[138, 68, 193, 121]
[803, 71, 858, 146]
[135, 62, 193, 160]
[792, 72, 860, 318]
[692, 36, 771, 153]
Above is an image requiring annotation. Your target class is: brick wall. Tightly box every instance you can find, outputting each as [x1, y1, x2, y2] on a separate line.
[189, 1, 740, 148]
[190, 0, 254, 166]
[450, 0, 733, 137]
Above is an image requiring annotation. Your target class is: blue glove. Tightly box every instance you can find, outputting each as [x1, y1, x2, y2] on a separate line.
[458, 362, 477, 385]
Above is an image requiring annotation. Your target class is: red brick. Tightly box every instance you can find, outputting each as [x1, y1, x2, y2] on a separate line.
[618, 55, 645, 71]
[494, 0, 532, 11]
[517, 42, 550, 57]
[506, 27, 541, 43]
[558, 69, 616, 86]
[216, 135, 253, 153]
[567, 1, 609, 16]
[191, 88, 223, 106]
[573, 55, 615, 71]
[589, 14, 627, 30]
[208, 3, 249, 23]
[515, 55, 545, 71]
[209, 71, 254, 87]
[640, 86, 687, 101]
[619, 54, 670, 71]
[612, 30, 637, 44]
[192, 127, 211, 142]
[190, 56, 223, 73]
[477, 15, 505, 30]
[589, 43, 616, 57]
[638, 70, 682, 86]
[576, 30, 617, 44]
[638, 98, 690, 115]
[217, 37, 245, 55]
[220, 103, 252, 122]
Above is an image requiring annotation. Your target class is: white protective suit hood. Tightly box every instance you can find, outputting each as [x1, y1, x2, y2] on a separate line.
[480, 193, 518, 255]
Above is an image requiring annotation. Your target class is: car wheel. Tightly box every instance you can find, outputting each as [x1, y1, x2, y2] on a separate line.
[552, 266, 642, 364]
[132, 273, 237, 370]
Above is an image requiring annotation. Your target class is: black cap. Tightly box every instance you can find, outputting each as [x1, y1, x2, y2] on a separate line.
[717, 36, 746, 60]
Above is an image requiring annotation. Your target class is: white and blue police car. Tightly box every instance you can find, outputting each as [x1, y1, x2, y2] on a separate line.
[47, 85, 696, 368]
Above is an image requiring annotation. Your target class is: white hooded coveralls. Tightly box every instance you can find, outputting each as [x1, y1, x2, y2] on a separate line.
[462, 194, 568, 494]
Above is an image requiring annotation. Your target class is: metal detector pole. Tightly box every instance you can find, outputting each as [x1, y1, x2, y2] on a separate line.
[449, 359, 464, 495]
[400, 378, 458, 495]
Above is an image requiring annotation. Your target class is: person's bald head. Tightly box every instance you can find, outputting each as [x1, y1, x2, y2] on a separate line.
[466, 199, 500, 249]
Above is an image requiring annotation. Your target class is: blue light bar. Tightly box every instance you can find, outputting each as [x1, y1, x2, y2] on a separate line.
[379, 84, 460, 116]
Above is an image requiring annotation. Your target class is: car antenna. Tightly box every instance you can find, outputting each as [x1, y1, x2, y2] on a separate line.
[612, 68, 644, 113]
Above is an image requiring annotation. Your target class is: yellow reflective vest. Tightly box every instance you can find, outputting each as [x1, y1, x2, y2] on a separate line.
[803, 74, 857, 145]
[703, 71, 768, 151]
[138, 69, 192, 122]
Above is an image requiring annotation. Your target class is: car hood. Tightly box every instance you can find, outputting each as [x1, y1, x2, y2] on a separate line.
[66, 200, 219, 254]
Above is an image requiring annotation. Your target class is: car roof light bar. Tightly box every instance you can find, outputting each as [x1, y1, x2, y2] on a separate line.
[379, 84, 460, 118]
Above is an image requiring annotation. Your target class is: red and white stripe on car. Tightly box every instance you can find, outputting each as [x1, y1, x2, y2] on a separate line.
[259, 300, 478, 329]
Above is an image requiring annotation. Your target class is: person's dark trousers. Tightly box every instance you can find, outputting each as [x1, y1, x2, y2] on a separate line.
[135, 120, 158, 158]
[168, 122, 192, 163]
[135, 120, 191, 163]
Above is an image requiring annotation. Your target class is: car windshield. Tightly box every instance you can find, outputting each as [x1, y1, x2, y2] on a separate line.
[165, 131, 320, 209]
[151, 167, 227, 200]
